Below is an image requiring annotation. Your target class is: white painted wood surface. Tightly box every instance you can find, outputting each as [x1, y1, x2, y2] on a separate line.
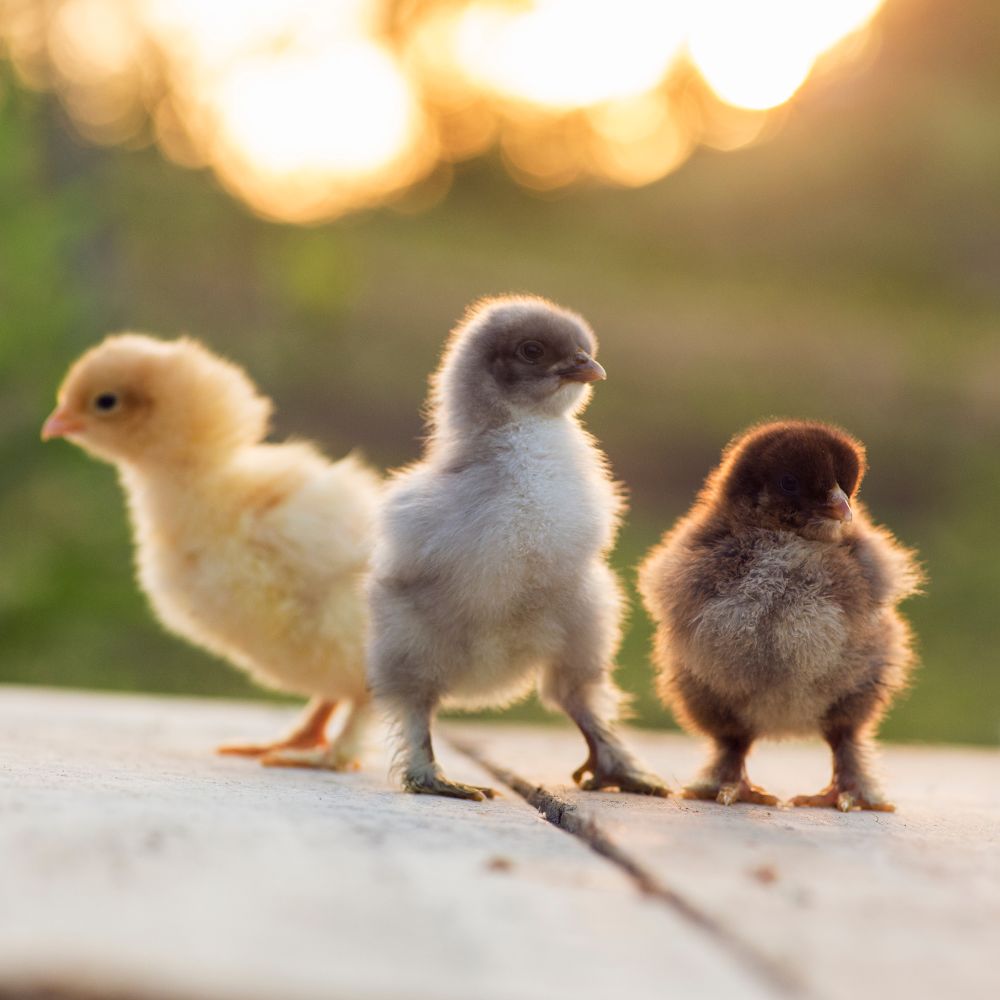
[456, 723, 1000, 1000]
[1, 688, 767, 1000]
[1, 687, 997, 1000]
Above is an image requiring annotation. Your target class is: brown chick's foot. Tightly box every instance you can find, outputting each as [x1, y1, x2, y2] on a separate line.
[790, 784, 895, 812]
[683, 778, 779, 807]
[403, 771, 498, 802]
[258, 746, 361, 771]
[572, 756, 670, 797]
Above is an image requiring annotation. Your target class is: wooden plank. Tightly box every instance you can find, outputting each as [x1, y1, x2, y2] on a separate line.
[0, 688, 771, 1000]
[454, 722, 1000, 1000]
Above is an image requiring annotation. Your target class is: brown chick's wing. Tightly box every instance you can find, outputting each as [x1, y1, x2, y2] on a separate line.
[640, 518, 767, 711]
[847, 504, 925, 606]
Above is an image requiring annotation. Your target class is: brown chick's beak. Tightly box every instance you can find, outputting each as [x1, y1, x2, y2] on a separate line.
[557, 352, 606, 383]
[41, 409, 85, 441]
[823, 486, 853, 522]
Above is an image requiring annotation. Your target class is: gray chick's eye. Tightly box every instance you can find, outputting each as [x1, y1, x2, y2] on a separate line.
[93, 392, 120, 413]
[516, 340, 545, 364]
[779, 474, 799, 495]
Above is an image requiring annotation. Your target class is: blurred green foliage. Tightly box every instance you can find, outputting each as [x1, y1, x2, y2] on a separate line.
[2, 0, 998, 743]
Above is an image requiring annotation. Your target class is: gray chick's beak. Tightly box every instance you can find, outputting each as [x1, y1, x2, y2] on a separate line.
[824, 486, 853, 522]
[557, 351, 606, 384]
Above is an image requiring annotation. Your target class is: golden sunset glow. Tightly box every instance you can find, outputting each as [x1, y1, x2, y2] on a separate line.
[688, 0, 884, 110]
[0, 0, 887, 221]
[202, 43, 428, 221]
[454, 1, 685, 110]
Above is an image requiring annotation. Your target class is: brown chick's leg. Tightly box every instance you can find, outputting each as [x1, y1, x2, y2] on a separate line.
[683, 737, 779, 807]
[261, 699, 371, 771]
[567, 704, 669, 797]
[216, 697, 335, 757]
[791, 727, 894, 812]
[397, 702, 497, 802]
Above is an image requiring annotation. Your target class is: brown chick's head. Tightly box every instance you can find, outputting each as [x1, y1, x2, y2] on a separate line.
[432, 295, 605, 431]
[714, 421, 866, 541]
[42, 334, 273, 467]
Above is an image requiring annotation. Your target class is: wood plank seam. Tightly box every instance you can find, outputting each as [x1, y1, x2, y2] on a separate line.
[450, 737, 806, 1000]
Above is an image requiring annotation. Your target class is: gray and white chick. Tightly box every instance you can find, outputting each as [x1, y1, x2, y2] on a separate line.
[639, 421, 923, 811]
[368, 296, 668, 801]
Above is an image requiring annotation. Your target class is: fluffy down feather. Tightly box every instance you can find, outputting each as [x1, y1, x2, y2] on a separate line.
[368, 296, 667, 800]
[639, 420, 923, 811]
[43, 334, 381, 768]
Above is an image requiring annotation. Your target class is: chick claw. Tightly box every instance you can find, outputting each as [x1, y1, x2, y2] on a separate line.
[683, 779, 779, 807]
[572, 756, 670, 797]
[403, 772, 498, 802]
[790, 785, 895, 812]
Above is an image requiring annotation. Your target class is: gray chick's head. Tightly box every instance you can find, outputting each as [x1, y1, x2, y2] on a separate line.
[432, 296, 605, 433]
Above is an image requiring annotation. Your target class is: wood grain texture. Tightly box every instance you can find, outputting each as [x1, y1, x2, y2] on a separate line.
[0, 688, 768, 1000]
[454, 722, 1000, 1000]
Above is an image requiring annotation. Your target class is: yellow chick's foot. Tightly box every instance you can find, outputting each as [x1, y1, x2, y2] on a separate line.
[216, 698, 336, 759]
[217, 737, 325, 758]
[573, 756, 670, 797]
[790, 784, 895, 812]
[258, 746, 361, 771]
[403, 771, 497, 802]
[683, 779, 779, 807]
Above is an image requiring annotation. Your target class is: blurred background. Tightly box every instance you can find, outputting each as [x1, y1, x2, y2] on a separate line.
[1, 0, 997, 744]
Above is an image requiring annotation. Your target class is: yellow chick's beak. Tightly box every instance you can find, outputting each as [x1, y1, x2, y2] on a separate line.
[824, 486, 853, 522]
[557, 352, 607, 384]
[41, 407, 85, 441]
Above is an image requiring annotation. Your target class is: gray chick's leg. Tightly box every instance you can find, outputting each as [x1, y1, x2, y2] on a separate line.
[541, 570, 668, 796]
[394, 699, 497, 802]
[552, 687, 668, 797]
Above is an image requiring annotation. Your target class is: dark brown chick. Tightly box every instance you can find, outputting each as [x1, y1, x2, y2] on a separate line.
[639, 421, 923, 811]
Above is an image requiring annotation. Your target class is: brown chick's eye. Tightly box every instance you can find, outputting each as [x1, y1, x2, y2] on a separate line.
[94, 392, 119, 413]
[516, 341, 545, 364]
[779, 475, 799, 495]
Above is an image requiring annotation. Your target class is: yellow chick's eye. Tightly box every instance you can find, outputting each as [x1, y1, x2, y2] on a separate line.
[93, 392, 120, 413]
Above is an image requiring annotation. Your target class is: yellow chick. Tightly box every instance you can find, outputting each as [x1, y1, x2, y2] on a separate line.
[42, 334, 381, 769]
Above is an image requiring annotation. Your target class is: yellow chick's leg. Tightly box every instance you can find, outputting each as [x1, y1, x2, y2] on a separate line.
[791, 726, 895, 813]
[217, 697, 335, 758]
[260, 699, 372, 772]
[682, 736, 779, 807]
